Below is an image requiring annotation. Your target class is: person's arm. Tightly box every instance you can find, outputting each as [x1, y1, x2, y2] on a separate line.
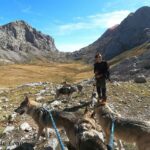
[94, 63, 99, 75]
[93, 64, 96, 86]
[106, 62, 110, 81]
[94, 63, 96, 73]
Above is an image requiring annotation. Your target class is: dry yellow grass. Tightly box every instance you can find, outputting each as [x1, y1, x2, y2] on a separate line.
[0, 62, 93, 88]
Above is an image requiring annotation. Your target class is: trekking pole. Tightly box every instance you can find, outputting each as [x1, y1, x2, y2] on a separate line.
[107, 119, 115, 150]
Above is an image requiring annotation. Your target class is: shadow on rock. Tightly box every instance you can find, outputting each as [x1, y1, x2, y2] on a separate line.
[63, 101, 92, 112]
[14, 142, 35, 150]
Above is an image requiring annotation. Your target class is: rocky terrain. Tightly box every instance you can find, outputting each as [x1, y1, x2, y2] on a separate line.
[0, 20, 67, 64]
[69, 6, 150, 63]
[0, 5, 150, 150]
[110, 42, 150, 81]
[0, 78, 149, 150]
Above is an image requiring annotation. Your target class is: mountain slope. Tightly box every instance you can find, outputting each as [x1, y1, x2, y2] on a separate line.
[70, 6, 150, 62]
[110, 42, 150, 81]
[0, 20, 64, 64]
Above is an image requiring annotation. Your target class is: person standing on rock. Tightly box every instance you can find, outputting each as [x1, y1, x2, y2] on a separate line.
[94, 53, 110, 104]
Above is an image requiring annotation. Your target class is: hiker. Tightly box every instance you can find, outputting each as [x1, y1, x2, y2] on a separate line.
[93, 53, 110, 103]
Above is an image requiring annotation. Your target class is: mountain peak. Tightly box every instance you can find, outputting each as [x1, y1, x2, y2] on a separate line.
[14, 20, 30, 27]
[2, 20, 29, 27]
[0, 20, 59, 63]
[14, 20, 28, 24]
[70, 6, 150, 62]
[135, 6, 150, 13]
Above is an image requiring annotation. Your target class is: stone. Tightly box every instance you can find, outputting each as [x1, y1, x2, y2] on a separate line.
[8, 113, 17, 123]
[6, 145, 17, 150]
[0, 96, 9, 102]
[50, 101, 62, 109]
[36, 96, 45, 101]
[3, 126, 15, 134]
[20, 122, 32, 132]
[134, 75, 147, 83]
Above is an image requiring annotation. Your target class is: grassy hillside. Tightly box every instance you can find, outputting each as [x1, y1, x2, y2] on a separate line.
[0, 42, 150, 88]
[109, 42, 150, 67]
[0, 62, 93, 88]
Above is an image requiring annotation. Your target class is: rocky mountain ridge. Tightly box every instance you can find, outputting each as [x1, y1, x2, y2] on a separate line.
[110, 42, 150, 81]
[0, 20, 66, 64]
[69, 6, 150, 63]
[0, 20, 57, 51]
[0, 6, 150, 65]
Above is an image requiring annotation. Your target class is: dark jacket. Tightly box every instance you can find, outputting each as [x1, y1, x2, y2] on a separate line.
[94, 61, 110, 80]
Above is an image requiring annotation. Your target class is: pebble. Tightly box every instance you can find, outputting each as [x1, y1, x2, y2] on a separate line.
[3, 126, 15, 134]
[20, 122, 32, 132]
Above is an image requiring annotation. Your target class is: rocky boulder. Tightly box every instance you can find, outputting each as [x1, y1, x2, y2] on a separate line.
[134, 75, 147, 83]
[110, 43, 150, 81]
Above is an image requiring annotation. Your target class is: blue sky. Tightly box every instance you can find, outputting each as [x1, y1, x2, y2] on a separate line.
[0, 0, 149, 52]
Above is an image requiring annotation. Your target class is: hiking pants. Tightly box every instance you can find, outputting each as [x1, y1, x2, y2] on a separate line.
[96, 77, 106, 99]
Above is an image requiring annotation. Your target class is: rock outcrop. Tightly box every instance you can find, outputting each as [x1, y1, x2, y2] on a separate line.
[0, 20, 66, 63]
[110, 42, 150, 81]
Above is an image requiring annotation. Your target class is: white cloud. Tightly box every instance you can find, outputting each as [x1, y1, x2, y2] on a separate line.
[56, 10, 130, 35]
[90, 10, 130, 28]
[43, 10, 131, 51]
[56, 43, 88, 52]
[58, 22, 86, 35]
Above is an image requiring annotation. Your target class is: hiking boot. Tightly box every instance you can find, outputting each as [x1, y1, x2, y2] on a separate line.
[101, 98, 107, 104]
[97, 98, 102, 103]
[97, 96, 102, 102]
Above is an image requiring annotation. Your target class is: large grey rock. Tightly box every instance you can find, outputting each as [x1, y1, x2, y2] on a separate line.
[20, 122, 32, 131]
[110, 47, 150, 81]
[3, 126, 15, 134]
[0, 20, 68, 63]
[134, 75, 147, 83]
[6, 145, 17, 150]
[130, 69, 140, 75]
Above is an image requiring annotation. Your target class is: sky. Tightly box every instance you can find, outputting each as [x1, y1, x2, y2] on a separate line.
[0, 0, 149, 52]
